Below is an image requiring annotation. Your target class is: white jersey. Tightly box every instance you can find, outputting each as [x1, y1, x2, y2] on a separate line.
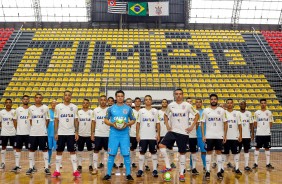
[93, 106, 109, 137]
[137, 108, 159, 140]
[188, 113, 197, 138]
[254, 110, 273, 136]
[165, 101, 198, 135]
[130, 109, 139, 137]
[201, 107, 227, 139]
[158, 109, 168, 137]
[28, 105, 49, 136]
[13, 106, 30, 135]
[238, 111, 253, 138]
[225, 110, 241, 140]
[0, 109, 16, 136]
[55, 103, 78, 135]
[77, 109, 93, 137]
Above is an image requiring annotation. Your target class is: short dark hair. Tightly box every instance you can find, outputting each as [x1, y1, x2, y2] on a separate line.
[260, 98, 267, 103]
[195, 98, 202, 102]
[64, 90, 72, 95]
[108, 97, 114, 101]
[144, 95, 152, 99]
[134, 97, 141, 102]
[115, 90, 125, 96]
[22, 95, 29, 99]
[174, 88, 183, 93]
[209, 93, 218, 100]
[226, 98, 233, 103]
[162, 99, 168, 103]
[5, 98, 12, 103]
[186, 97, 192, 100]
[125, 98, 132, 102]
[84, 98, 90, 102]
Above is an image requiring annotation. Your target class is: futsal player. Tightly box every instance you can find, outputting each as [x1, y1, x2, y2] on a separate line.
[47, 100, 57, 168]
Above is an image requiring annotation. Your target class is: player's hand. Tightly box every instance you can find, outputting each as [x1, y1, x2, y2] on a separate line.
[156, 136, 160, 143]
[55, 134, 58, 141]
[223, 136, 227, 143]
[166, 125, 172, 131]
[75, 133, 79, 141]
[136, 135, 140, 142]
[202, 136, 206, 143]
[91, 134, 95, 141]
[238, 136, 242, 142]
[185, 126, 194, 133]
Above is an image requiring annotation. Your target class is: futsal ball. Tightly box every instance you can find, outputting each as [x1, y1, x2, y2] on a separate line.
[164, 172, 171, 181]
[115, 118, 125, 128]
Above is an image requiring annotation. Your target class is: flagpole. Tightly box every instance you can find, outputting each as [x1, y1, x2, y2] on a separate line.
[119, 14, 123, 29]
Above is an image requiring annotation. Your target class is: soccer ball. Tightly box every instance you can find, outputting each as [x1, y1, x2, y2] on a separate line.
[115, 118, 125, 128]
[164, 171, 171, 181]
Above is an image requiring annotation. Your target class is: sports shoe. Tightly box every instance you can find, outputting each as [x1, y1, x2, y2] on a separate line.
[186, 166, 191, 171]
[152, 170, 158, 177]
[102, 174, 111, 180]
[51, 170, 61, 178]
[205, 172, 210, 180]
[244, 166, 252, 171]
[32, 166, 37, 172]
[0, 163, 5, 169]
[26, 168, 34, 175]
[252, 163, 258, 169]
[227, 162, 234, 169]
[170, 162, 177, 168]
[60, 164, 63, 169]
[73, 170, 81, 178]
[212, 163, 217, 169]
[132, 163, 137, 168]
[136, 170, 143, 177]
[10, 166, 20, 173]
[179, 175, 185, 182]
[203, 167, 206, 172]
[113, 163, 118, 168]
[89, 165, 93, 172]
[126, 174, 134, 181]
[145, 165, 150, 171]
[48, 165, 51, 169]
[45, 168, 51, 175]
[266, 164, 274, 169]
[217, 172, 223, 180]
[235, 169, 242, 175]
[91, 169, 98, 175]
[192, 168, 199, 175]
[220, 168, 224, 174]
[119, 163, 124, 168]
[77, 165, 82, 173]
[160, 167, 172, 173]
[98, 163, 104, 169]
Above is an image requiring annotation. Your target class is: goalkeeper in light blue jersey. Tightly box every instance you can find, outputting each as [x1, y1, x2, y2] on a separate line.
[47, 100, 57, 168]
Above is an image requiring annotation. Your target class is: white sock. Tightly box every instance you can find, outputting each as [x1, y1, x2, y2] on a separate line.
[29, 152, 35, 169]
[139, 154, 145, 171]
[254, 150, 259, 164]
[265, 150, 270, 165]
[13, 150, 16, 156]
[244, 153, 249, 167]
[206, 154, 211, 172]
[100, 150, 105, 164]
[15, 152, 21, 167]
[191, 153, 197, 169]
[93, 153, 98, 169]
[160, 148, 170, 168]
[70, 154, 78, 172]
[43, 152, 49, 168]
[89, 151, 93, 166]
[144, 153, 149, 166]
[169, 149, 174, 163]
[130, 150, 136, 164]
[55, 155, 62, 172]
[77, 151, 82, 166]
[152, 154, 158, 171]
[234, 154, 240, 170]
[179, 154, 186, 175]
[217, 155, 222, 173]
[1, 150, 6, 164]
[221, 154, 226, 170]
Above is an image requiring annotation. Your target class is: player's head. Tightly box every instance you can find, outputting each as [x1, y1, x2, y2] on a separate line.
[161, 99, 168, 108]
[144, 95, 152, 106]
[82, 98, 90, 109]
[174, 88, 183, 102]
[125, 98, 133, 107]
[22, 95, 29, 105]
[99, 95, 107, 107]
[226, 98, 234, 110]
[186, 97, 193, 105]
[209, 94, 218, 107]
[195, 98, 202, 109]
[260, 98, 267, 109]
[239, 100, 247, 111]
[115, 90, 125, 104]
[107, 97, 114, 106]
[5, 98, 12, 109]
[134, 97, 141, 108]
[63, 90, 72, 103]
[35, 93, 43, 105]
[50, 100, 57, 109]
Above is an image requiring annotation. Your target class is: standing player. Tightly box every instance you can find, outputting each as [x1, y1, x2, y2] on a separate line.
[52, 90, 80, 178]
[0, 99, 16, 169]
[91, 95, 109, 175]
[47, 100, 57, 168]
[238, 100, 254, 171]
[253, 99, 274, 170]
[77, 99, 94, 173]
[107, 97, 115, 107]
[26, 94, 50, 175]
[201, 94, 227, 180]
[221, 99, 242, 175]
[11, 95, 30, 172]
[159, 89, 199, 182]
[136, 95, 160, 177]
[102, 90, 136, 181]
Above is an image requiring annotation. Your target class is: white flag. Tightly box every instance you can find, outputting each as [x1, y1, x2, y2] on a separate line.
[148, 2, 169, 16]
[108, 2, 127, 14]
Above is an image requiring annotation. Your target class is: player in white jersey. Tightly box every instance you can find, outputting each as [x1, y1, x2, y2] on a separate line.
[25, 93, 50, 175]
[0, 99, 16, 170]
[221, 99, 242, 175]
[52, 90, 80, 178]
[238, 100, 254, 171]
[136, 95, 160, 177]
[253, 99, 274, 170]
[159, 89, 199, 182]
[201, 94, 227, 181]
[11, 95, 30, 173]
[76, 99, 94, 173]
[91, 95, 109, 175]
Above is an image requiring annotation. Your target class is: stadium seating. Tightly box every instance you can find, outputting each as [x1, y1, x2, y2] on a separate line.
[0, 28, 14, 52]
[0, 28, 281, 123]
[262, 31, 282, 62]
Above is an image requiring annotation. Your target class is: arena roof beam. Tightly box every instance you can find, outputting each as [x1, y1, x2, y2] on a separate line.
[185, 0, 192, 28]
[32, 0, 42, 28]
[231, 0, 242, 29]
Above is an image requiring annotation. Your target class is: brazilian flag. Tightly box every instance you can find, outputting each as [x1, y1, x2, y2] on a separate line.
[128, 2, 147, 16]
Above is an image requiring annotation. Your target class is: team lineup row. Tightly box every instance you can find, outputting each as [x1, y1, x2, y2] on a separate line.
[0, 89, 274, 181]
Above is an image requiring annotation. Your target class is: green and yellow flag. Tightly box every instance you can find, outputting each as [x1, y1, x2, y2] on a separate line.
[128, 2, 147, 16]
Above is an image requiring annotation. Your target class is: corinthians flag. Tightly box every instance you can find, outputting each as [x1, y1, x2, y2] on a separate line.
[148, 2, 169, 16]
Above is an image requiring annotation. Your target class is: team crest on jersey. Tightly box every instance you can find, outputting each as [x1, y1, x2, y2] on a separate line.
[70, 107, 73, 111]
[246, 113, 249, 117]
[88, 112, 91, 116]
[182, 105, 185, 110]
[217, 111, 220, 115]
[152, 111, 155, 115]
[123, 109, 128, 114]
[233, 113, 236, 117]
[41, 109, 44, 113]
[266, 112, 269, 116]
